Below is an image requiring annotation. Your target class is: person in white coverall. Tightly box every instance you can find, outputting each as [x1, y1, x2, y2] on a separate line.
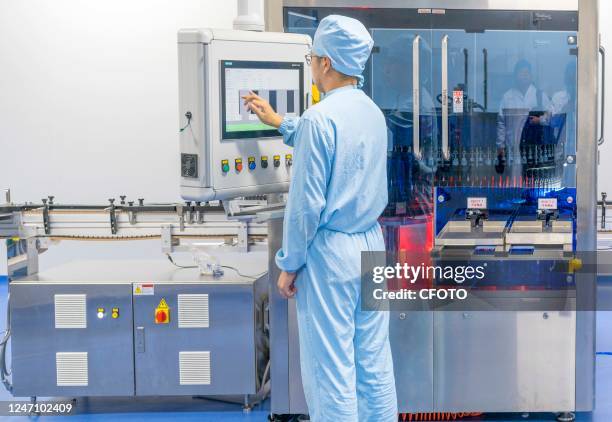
[243, 14, 397, 422]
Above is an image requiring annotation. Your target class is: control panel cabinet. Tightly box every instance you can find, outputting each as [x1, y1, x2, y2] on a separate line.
[178, 29, 311, 201]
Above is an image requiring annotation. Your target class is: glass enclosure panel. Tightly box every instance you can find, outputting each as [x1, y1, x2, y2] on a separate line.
[433, 29, 578, 189]
[285, 9, 579, 284]
[371, 29, 435, 218]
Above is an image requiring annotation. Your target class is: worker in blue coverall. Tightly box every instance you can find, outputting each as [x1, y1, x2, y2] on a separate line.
[243, 15, 397, 422]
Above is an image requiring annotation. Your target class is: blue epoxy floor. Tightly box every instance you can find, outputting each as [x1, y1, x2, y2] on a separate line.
[0, 275, 610, 421]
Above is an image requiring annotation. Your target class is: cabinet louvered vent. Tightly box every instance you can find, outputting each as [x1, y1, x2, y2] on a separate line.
[54, 294, 87, 329]
[56, 352, 88, 386]
[178, 294, 209, 328]
[179, 351, 211, 385]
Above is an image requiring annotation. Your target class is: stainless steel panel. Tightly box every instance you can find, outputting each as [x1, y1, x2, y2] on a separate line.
[390, 311, 433, 413]
[269, 217, 308, 415]
[133, 283, 257, 396]
[434, 307, 576, 412]
[11, 282, 135, 397]
[576, 0, 599, 412]
[282, 0, 578, 11]
[288, 298, 308, 413]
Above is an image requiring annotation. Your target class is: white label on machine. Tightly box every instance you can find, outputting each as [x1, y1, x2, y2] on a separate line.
[538, 198, 558, 210]
[467, 197, 487, 209]
[453, 90, 464, 113]
[133, 283, 154, 295]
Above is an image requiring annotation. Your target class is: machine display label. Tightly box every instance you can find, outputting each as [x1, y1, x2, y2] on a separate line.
[133, 283, 154, 295]
[453, 90, 464, 113]
[538, 198, 558, 210]
[467, 197, 487, 209]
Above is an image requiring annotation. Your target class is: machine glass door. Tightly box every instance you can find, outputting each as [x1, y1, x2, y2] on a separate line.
[432, 28, 578, 190]
[372, 28, 436, 221]
[371, 27, 436, 412]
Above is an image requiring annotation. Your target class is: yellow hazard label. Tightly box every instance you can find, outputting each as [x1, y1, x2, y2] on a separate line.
[135, 286, 142, 294]
[311, 83, 320, 104]
[157, 298, 169, 309]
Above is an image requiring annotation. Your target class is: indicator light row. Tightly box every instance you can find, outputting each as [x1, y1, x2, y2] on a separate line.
[222, 155, 293, 173]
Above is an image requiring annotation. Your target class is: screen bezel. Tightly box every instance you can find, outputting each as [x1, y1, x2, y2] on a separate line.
[220, 60, 305, 140]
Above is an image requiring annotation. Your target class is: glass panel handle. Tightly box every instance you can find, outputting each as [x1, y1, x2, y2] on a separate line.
[599, 45, 606, 146]
[441, 35, 450, 160]
[413, 35, 421, 159]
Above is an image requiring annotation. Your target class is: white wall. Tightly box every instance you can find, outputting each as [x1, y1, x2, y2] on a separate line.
[600, 2, 612, 197]
[0, 0, 236, 204]
[0, 1, 237, 275]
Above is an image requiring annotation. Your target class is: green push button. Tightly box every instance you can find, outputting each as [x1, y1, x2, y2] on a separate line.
[221, 160, 230, 173]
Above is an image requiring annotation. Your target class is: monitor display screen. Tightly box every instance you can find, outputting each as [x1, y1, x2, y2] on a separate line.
[221, 60, 304, 140]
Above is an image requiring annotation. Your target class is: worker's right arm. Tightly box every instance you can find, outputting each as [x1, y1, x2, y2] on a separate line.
[278, 116, 300, 147]
[275, 117, 333, 273]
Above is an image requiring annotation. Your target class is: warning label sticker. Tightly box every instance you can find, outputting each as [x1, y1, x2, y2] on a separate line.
[133, 283, 154, 295]
[467, 197, 487, 210]
[538, 198, 558, 210]
[453, 90, 464, 113]
[157, 298, 169, 309]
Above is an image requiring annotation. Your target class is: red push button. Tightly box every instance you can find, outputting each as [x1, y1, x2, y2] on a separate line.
[235, 158, 243, 172]
[155, 309, 168, 323]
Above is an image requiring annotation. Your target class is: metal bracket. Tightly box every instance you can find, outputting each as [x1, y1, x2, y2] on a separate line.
[127, 201, 137, 225]
[237, 222, 249, 252]
[108, 199, 118, 235]
[176, 204, 185, 232]
[161, 225, 173, 253]
[41, 198, 51, 235]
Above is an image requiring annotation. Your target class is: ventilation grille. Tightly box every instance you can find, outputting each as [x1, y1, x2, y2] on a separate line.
[56, 352, 88, 386]
[54, 294, 87, 329]
[179, 351, 211, 385]
[178, 294, 209, 328]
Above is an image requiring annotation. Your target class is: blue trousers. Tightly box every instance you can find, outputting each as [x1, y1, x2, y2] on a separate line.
[295, 225, 397, 422]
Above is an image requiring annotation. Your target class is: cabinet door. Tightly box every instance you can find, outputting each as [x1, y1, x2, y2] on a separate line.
[434, 309, 575, 412]
[390, 311, 434, 413]
[133, 283, 257, 396]
[11, 283, 134, 397]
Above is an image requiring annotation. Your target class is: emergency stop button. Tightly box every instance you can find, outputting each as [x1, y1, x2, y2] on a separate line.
[155, 298, 170, 324]
[155, 310, 168, 323]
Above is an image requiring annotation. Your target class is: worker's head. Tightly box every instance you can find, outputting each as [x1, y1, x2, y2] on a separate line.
[309, 15, 374, 94]
[513, 60, 533, 91]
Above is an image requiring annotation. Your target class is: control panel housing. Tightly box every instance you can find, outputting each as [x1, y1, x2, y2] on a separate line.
[178, 28, 311, 201]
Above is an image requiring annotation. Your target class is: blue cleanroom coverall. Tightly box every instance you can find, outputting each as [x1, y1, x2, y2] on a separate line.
[275, 84, 398, 422]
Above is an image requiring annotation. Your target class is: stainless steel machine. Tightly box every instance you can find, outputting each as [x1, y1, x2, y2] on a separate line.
[269, 0, 600, 420]
[0, 200, 272, 406]
[0, 1, 602, 420]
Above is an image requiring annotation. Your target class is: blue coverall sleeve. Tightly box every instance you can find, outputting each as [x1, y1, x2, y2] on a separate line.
[278, 115, 300, 147]
[275, 117, 334, 273]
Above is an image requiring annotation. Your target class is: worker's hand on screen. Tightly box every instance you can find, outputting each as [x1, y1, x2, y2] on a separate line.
[277, 271, 297, 299]
[242, 91, 283, 128]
